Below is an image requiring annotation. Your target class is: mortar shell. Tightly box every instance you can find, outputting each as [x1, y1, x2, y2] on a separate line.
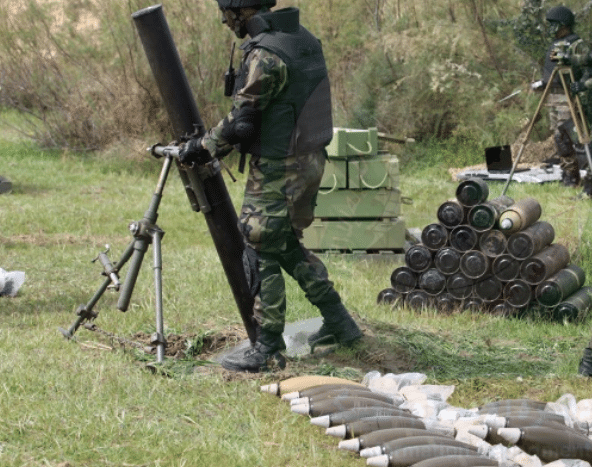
[377, 288, 403, 305]
[418, 269, 447, 295]
[535, 265, 586, 308]
[503, 279, 533, 308]
[283, 383, 372, 401]
[311, 407, 415, 428]
[446, 273, 474, 299]
[477, 398, 547, 413]
[554, 286, 592, 321]
[460, 250, 490, 279]
[421, 223, 449, 250]
[292, 388, 397, 407]
[434, 247, 461, 275]
[474, 275, 503, 302]
[328, 415, 427, 439]
[355, 427, 452, 453]
[519, 243, 571, 285]
[437, 199, 466, 228]
[408, 455, 500, 467]
[468, 195, 514, 232]
[292, 396, 397, 417]
[391, 266, 418, 294]
[484, 413, 568, 431]
[507, 221, 555, 260]
[450, 225, 479, 252]
[405, 245, 433, 273]
[498, 197, 542, 234]
[479, 229, 508, 258]
[456, 178, 489, 207]
[261, 375, 364, 396]
[357, 428, 453, 456]
[491, 254, 521, 282]
[497, 426, 592, 463]
[378, 435, 479, 457]
[366, 445, 482, 467]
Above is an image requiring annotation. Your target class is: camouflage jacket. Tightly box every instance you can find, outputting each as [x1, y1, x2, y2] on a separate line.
[201, 48, 288, 158]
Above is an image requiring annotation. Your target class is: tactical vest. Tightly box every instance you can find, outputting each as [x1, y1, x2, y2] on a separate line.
[236, 8, 333, 159]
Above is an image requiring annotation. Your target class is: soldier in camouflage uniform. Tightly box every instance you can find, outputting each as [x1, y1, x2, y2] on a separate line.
[532, 6, 582, 187]
[180, 0, 362, 372]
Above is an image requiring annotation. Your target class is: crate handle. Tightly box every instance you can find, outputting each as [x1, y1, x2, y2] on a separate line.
[346, 141, 374, 155]
[318, 174, 338, 195]
[360, 172, 388, 189]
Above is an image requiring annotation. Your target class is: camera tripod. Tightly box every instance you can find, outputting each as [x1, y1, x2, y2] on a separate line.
[502, 65, 592, 196]
[59, 150, 178, 363]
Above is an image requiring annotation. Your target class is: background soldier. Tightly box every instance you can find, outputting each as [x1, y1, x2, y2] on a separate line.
[179, 0, 362, 372]
[532, 6, 581, 187]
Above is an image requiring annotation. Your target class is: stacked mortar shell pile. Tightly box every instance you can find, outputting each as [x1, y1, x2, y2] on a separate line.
[378, 178, 592, 319]
[261, 374, 592, 466]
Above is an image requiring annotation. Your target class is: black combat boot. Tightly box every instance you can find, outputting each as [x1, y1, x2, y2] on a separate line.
[308, 304, 363, 348]
[578, 347, 592, 377]
[221, 330, 286, 373]
[561, 168, 581, 187]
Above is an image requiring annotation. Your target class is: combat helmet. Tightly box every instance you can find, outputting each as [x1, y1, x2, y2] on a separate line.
[546, 5, 575, 27]
[216, 0, 276, 8]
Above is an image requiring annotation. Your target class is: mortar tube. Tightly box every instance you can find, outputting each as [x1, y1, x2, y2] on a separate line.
[132, 5, 257, 342]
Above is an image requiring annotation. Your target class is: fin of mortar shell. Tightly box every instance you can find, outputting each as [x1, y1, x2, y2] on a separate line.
[338, 438, 361, 452]
[310, 415, 331, 428]
[366, 454, 390, 467]
[290, 403, 310, 415]
[325, 425, 347, 438]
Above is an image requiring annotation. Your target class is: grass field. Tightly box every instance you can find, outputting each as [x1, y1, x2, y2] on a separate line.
[1, 117, 592, 466]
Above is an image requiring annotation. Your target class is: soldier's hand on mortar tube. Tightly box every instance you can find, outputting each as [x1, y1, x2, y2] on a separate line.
[178, 137, 210, 166]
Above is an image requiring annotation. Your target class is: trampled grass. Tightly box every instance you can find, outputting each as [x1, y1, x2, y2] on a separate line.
[1, 127, 592, 466]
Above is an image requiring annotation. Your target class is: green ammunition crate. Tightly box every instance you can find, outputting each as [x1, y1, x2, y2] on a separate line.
[303, 217, 406, 251]
[326, 127, 379, 157]
[320, 155, 399, 190]
[315, 188, 401, 218]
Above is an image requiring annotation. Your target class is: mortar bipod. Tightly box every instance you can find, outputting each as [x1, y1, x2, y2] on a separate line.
[502, 66, 592, 196]
[58, 153, 175, 363]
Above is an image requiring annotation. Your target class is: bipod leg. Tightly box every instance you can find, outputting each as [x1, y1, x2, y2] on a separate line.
[502, 69, 558, 196]
[59, 241, 136, 339]
[151, 227, 166, 363]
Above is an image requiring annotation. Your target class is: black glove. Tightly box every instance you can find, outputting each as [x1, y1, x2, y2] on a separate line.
[178, 137, 210, 165]
[571, 81, 587, 94]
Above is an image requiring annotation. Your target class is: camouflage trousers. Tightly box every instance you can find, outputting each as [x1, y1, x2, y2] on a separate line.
[547, 92, 579, 174]
[239, 150, 344, 335]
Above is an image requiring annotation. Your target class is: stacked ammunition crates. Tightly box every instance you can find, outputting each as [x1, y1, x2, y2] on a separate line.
[377, 178, 592, 320]
[302, 127, 406, 253]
